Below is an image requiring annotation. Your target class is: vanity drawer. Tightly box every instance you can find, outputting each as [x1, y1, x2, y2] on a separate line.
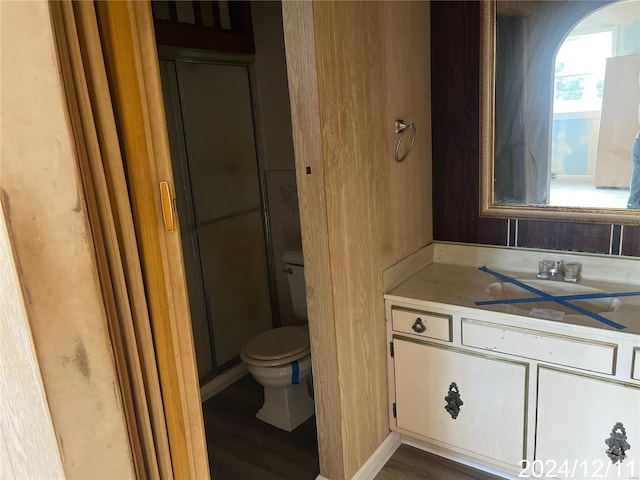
[633, 348, 640, 381]
[461, 319, 617, 375]
[392, 307, 452, 342]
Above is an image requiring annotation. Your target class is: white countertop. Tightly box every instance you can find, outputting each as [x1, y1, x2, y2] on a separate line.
[385, 243, 640, 336]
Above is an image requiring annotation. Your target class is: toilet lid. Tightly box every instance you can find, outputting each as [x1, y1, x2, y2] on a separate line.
[243, 326, 309, 361]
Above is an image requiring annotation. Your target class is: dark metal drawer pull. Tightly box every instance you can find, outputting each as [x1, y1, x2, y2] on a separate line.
[412, 317, 427, 333]
[445, 382, 463, 419]
[605, 422, 630, 464]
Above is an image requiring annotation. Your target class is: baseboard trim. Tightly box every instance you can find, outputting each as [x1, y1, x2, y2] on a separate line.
[350, 431, 402, 480]
[315, 431, 512, 480]
[200, 363, 248, 403]
[400, 436, 513, 479]
[314, 431, 402, 480]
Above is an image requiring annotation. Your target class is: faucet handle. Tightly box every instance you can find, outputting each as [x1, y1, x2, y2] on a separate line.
[537, 260, 547, 278]
[536, 260, 560, 278]
[564, 262, 581, 282]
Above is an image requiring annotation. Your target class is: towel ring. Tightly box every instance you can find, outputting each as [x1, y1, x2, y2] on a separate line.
[394, 120, 416, 163]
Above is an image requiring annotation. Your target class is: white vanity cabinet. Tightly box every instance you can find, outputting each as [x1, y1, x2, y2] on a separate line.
[535, 367, 640, 480]
[386, 299, 640, 479]
[393, 337, 528, 467]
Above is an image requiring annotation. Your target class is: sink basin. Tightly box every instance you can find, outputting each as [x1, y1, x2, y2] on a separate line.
[485, 279, 622, 315]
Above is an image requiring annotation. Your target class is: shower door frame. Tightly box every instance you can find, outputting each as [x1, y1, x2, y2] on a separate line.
[158, 46, 280, 381]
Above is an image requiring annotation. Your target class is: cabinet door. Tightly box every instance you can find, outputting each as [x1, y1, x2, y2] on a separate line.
[536, 367, 640, 480]
[393, 337, 528, 467]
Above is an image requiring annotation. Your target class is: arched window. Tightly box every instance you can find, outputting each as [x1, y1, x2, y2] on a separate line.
[550, 1, 640, 207]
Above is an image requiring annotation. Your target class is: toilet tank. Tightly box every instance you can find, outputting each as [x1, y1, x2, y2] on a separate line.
[283, 251, 307, 320]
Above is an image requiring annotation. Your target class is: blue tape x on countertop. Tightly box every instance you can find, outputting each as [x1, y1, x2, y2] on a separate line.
[475, 266, 635, 330]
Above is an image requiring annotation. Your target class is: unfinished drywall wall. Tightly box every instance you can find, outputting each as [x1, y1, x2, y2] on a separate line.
[0, 2, 135, 477]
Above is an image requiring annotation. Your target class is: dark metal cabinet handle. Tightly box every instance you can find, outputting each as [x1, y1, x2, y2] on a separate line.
[444, 382, 463, 419]
[412, 317, 427, 333]
[605, 422, 631, 464]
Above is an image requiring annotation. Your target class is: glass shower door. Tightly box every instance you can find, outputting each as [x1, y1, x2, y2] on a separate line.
[160, 58, 273, 380]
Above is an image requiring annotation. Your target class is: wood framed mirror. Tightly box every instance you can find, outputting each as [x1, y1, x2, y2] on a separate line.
[480, 0, 640, 224]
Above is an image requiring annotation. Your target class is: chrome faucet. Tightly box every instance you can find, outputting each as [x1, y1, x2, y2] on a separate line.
[537, 260, 561, 280]
[537, 259, 581, 282]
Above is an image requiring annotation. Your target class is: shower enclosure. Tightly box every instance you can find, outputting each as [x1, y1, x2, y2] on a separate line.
[159, 49, 277, 382]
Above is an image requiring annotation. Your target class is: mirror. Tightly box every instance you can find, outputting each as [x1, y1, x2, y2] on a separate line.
[480, 0, 640, 224]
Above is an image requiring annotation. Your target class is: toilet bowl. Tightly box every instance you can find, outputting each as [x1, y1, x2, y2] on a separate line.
[240, 326, 314, 432]
[240, 251, 314, 432]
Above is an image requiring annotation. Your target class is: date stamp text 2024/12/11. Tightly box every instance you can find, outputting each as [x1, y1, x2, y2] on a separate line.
[518, 459, 637, 479]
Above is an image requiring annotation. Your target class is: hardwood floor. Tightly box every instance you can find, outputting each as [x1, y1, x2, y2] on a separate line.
[203, 375, 504, 480]
[375, 445, 505, 480]
[202, 373, 320, 480]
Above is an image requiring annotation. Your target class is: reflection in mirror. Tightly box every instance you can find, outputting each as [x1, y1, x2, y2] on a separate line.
[481, 0, 640, 223]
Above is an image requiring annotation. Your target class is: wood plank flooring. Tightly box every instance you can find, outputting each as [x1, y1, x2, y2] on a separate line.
[202, 374, 320, 480]
[375, 445, 506, 480]
[203, 375, 505, 480]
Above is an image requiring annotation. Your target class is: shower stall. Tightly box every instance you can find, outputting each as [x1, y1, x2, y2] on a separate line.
[158, 49, 277, 382]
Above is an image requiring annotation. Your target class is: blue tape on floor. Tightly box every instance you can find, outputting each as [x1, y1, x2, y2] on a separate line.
[291, 360, 299, 385]
[477, 266, 627, 330]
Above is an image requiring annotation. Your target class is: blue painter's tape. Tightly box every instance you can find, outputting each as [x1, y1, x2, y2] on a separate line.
[291, 361, 299, 385]
[477, 266, 627, 330]
[475, 290, 640, 307]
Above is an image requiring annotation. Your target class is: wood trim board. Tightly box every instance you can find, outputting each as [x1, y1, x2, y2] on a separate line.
[281, 3, 346, 479]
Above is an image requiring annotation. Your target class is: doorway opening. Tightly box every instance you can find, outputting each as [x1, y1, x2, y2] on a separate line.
[158, 48, 278, 385]
[151, 1, 318, 477]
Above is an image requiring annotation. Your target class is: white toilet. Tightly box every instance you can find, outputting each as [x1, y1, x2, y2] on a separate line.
[239, 251, 314, 432]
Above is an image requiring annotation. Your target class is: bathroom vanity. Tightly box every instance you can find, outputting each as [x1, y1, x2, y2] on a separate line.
[385, 243, 640, 479]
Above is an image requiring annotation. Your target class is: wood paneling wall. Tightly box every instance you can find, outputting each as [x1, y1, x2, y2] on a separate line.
[431, 1, 507, 247]
[622, 227, 640, 256]
[282, 2, 432, 479]
[152, 1, 255, 53]
[431, 1, 640, 258]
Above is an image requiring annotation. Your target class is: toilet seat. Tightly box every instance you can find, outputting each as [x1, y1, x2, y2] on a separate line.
[241, 326, 310, 367]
